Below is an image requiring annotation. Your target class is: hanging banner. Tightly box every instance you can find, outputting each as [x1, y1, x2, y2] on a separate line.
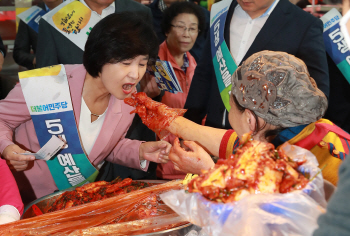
[19, 65, 98, 190]
[43, 0, 100, 51]
[210, 0, 237, 111]
[321, 8, 350, 85]
[17, 6, 47, 33]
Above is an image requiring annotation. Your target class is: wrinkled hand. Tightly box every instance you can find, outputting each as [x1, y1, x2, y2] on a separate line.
[124, 92, 186, 139]
[169, 138, 215, 175]
[139, 141, 171, 164]
[2, 144, 35, 171]
[140, 73, 161, 98]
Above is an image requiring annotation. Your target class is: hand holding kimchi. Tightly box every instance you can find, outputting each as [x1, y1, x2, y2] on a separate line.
[186, 136, 309, 203]
[124, 92, 186, 139]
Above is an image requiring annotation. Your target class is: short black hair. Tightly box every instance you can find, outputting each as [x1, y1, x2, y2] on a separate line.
[84, 13, 159, 78]
[161, 2, 206, 37]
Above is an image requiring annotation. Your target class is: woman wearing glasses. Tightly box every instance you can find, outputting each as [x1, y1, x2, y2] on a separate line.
[156, 1, 205, 179]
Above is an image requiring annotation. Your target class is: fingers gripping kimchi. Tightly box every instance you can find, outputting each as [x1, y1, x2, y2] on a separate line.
[187, 137, 309, 203]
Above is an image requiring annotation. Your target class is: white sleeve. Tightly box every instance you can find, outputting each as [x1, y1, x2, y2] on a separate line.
[0, 205, 20, 225]
[140, 160, 148, 170]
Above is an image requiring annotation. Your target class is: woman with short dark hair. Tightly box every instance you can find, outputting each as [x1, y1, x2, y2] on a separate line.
[84, 13, 159, 78]
[0, 13, 170, 204]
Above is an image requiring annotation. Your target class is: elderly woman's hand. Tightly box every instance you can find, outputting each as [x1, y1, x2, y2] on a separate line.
[139, 141, 171, 164]
[2, 144, 35, 171]
[169, 138, 215, 175]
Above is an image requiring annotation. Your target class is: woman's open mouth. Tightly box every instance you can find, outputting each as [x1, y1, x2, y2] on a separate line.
[122, 84, 135, 94]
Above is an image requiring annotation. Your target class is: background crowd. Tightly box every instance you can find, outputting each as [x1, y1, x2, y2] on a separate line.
[0, 0, 349, 235]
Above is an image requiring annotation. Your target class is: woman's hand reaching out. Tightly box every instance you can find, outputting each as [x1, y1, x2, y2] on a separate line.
[139, 141, 172, 164]
[169, 138, 215, 175]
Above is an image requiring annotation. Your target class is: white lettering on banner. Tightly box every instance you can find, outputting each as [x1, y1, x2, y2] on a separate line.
[34, 15, 41, 24]
[46, 119, 86, 186]
[329, 28, 349, 53]
[64, 165, 80, 175]
[216, 46, 231, 87]
[46, 119, 63, 134]
[68, 174, 86, 186]
[58, 153, 76, 166]
[337, 40, 349, 53]
[347, 56, 350, 65]
[216, 45, 223, 61]
[214, 20, 220, 47]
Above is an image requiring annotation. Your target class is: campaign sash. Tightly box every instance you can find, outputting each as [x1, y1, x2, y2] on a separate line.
[42, 0, 100, 51]
[210, 0, 238, 111]
[17, 6, 47, 33]
[321, 9, 350, 85]
[19, 65, 98, 190]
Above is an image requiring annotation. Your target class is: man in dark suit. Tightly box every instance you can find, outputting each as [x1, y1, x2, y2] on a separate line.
[323, 55, 350, 134]
[13, 0, 62, 69]
[36, 0, 153, 68]
[184, 0, 329, 129]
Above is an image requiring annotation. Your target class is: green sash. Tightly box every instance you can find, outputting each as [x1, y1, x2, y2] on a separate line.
[210, 0, 238, 111]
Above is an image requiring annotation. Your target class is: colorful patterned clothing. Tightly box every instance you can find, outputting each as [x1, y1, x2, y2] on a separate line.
[219, 119, 350, 185]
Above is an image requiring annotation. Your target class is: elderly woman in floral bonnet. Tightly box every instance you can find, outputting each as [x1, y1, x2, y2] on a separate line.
[153, 50, 350, 186]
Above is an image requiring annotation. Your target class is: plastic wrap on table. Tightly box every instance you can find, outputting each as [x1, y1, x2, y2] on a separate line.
[0, 180, 183, 236]
[161, 144, 327, 236]
[68, 213, 188, 235]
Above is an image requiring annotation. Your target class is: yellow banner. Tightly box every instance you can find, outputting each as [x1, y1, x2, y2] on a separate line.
[18, 65, 62, 79]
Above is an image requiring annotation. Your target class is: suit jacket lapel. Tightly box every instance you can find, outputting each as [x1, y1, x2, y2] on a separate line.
[114, 0, 125, 13]
[224, 0, 238, 50]
[242, 0, 292, 64]
[38, 2, 47, 11]
[67, 65, 85, 127]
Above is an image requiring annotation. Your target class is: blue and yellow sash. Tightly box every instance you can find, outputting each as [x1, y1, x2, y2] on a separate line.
[210, 0, 238, 111]
[17, 6, 47, 33]
[19, 65, 98, 190]
[321, 9, 350, 84]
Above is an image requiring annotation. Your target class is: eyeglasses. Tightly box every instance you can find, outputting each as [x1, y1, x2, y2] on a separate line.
[171, 24, 199, 34]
